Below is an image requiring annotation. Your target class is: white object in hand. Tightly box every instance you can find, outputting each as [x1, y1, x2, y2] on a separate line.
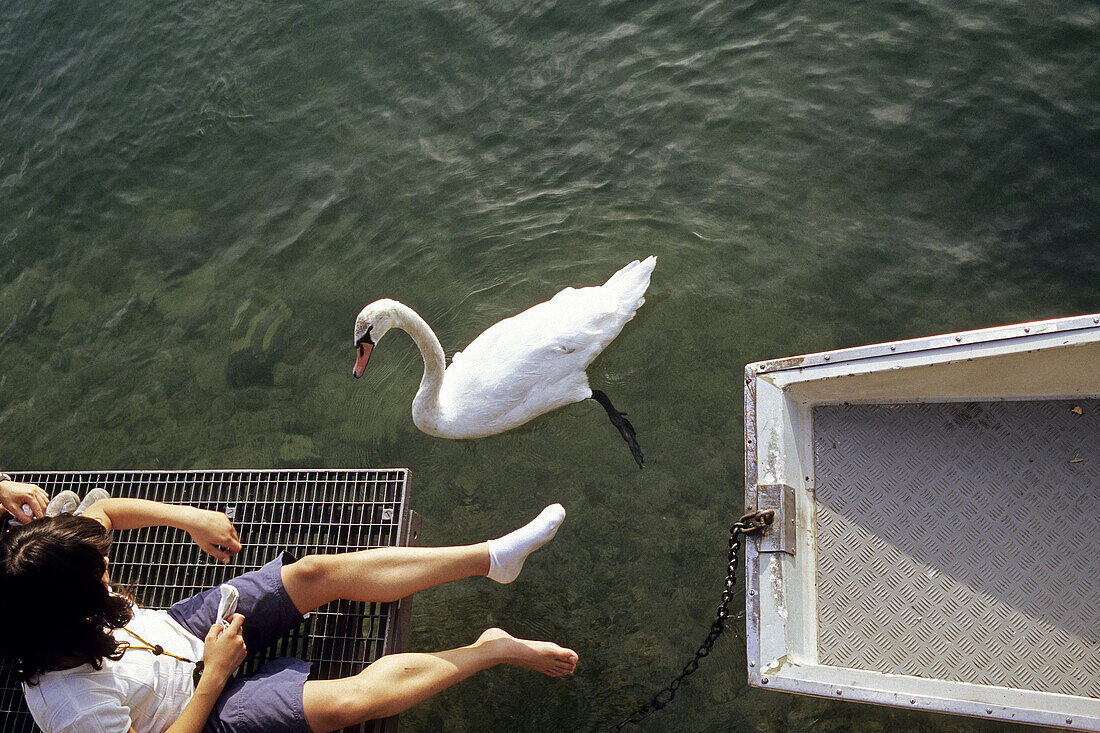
[216, 584, 239, 629]
[351, 257, 655, 468]
[6, 503, 33, 526]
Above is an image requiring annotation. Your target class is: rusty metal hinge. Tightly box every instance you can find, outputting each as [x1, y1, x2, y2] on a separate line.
[754, 483, 796, 555]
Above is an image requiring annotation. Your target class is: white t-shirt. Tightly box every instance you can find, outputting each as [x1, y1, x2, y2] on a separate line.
[23, 607, 205, 733]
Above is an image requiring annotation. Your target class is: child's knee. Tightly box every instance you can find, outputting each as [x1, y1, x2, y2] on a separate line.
[285, 554, 331, 588]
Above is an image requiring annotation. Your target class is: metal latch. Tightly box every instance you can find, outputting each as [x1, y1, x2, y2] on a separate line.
[754, 483, 796, 555]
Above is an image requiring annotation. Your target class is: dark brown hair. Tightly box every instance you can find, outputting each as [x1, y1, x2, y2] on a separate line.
[0, 514, 134, 682]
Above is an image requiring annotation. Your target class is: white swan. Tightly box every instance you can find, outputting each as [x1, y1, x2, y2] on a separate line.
[352, 256, 656, 467]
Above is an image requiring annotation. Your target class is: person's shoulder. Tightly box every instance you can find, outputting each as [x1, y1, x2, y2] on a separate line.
[26, 663, 128, 699]
[24, 672, 132, 733]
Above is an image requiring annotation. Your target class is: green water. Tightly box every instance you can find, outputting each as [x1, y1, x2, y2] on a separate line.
[2, 0, 1097, 730]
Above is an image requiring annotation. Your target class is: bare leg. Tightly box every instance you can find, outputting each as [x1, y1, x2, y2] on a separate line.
[282, 504, 565, 613]
[302, 628, 579, 733]
[282, 544, 490, 613]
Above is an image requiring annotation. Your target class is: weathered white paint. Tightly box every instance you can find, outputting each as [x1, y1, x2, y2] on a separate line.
[744, 312, 1100, 731]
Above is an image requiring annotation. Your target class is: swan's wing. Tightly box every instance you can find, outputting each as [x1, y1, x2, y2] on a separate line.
[455, 256, 655, 371]
[440, 258, 655, 432]
[443, 298, 596, 425]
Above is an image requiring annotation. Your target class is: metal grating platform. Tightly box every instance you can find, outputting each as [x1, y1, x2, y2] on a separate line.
[814, 400, 1100, 698]
[0, 469, 417, 733]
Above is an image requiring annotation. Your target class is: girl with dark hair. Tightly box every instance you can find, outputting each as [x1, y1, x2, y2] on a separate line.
[0, 513, 135, 682]
[0, 490, 576, 733]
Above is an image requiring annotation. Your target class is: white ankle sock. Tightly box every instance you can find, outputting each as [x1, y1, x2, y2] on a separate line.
[486, 504, 566, 584]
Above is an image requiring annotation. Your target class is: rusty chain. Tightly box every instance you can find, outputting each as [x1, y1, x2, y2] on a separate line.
[609, 508, 774, 730]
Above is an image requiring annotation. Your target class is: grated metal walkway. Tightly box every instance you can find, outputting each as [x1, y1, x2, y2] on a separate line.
[814, 400, 1100, 699]
[0, 469, 416, 733]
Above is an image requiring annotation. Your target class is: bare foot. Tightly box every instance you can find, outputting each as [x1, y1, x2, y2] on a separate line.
[475, 627, 578, 677]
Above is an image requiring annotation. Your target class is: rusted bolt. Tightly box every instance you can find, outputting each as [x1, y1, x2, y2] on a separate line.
[986, 708, 993, 714]
[890, 344, 897, 351]
[836, 689, 842, 695]
[1094, 317, 1099, 324]
[1024, 327, 1030, 333]
[748, 589, 755, 596]
[762, 677, 769, 684]
[749, 661, 755, 667]
[910, 699, 916, 705]
[1066, 719, 1073, 725]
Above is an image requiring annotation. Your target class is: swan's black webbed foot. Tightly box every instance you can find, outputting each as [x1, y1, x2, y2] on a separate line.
[591, 389, 644, 469]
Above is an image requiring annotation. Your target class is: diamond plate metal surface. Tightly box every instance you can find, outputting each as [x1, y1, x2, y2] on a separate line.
[813, 400, 1100, 698]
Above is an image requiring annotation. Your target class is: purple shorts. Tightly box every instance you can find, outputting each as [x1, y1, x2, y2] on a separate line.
[167, 552, 312, 733]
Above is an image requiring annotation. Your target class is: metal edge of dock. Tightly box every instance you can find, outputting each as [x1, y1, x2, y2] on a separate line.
[743, 314, 1100, 731]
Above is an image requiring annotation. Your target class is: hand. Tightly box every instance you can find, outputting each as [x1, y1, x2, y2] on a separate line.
[201, 613, 247, 684]
[0, 480, 49, 523]
[186, 508, 242, 563]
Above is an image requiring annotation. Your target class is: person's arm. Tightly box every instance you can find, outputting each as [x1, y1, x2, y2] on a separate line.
[0, 474, 49, 523]
[83, 498, 242, 563]
[161, 614, 248, 733]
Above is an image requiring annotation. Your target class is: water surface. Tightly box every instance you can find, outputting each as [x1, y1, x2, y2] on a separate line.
[2, 0, 1097, 730]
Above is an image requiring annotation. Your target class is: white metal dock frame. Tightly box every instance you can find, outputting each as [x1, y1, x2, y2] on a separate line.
[744, 313, 1100, 730]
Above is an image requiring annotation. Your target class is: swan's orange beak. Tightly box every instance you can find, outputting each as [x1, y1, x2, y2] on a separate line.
[353, 342, 373, 379]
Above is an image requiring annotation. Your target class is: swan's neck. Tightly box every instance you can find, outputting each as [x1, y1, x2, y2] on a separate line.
[392, 304, 446, 421]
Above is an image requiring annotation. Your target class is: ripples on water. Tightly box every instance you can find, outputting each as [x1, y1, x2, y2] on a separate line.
[1, 0, 1096, 730]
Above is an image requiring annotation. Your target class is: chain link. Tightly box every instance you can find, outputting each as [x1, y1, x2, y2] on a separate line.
[609, 509, 774, 730]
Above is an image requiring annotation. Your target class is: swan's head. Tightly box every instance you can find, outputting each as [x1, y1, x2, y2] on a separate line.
[352, 299, 401, 378]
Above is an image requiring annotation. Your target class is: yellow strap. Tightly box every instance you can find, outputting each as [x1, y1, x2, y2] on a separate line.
[120, 627, 194, 664]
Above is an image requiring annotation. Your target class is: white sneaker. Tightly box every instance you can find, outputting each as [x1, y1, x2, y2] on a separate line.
[45, 490, 80, 517]
[75, 488, 111, 516]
